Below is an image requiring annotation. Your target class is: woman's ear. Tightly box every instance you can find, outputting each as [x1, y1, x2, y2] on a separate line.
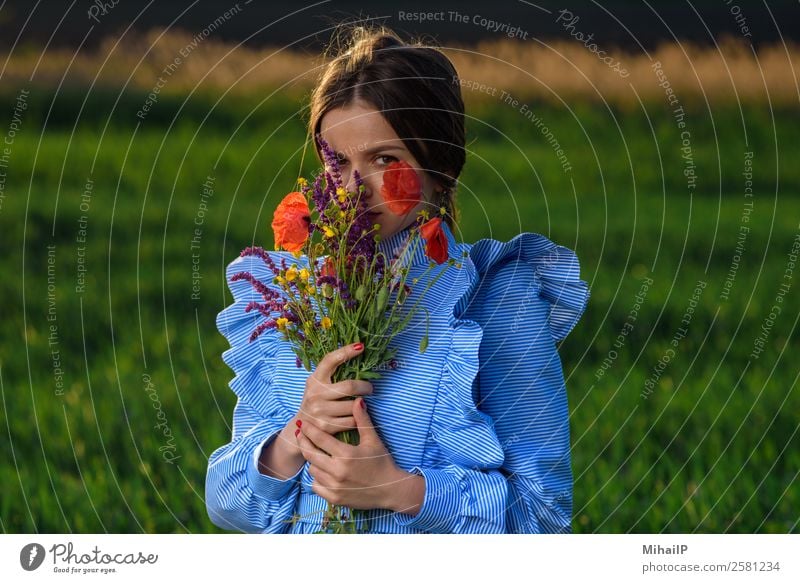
[440, 169, 456, 187]
[434, 170, 456, 193]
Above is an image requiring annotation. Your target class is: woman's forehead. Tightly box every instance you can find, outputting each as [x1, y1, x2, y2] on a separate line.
[320, 103, 402, 152]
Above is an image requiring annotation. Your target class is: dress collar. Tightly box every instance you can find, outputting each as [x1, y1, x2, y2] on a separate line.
[376, 219, 458, 268]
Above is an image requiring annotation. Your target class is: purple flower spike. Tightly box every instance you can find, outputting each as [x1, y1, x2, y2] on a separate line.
[317, 136, 343, 186]
[240, 246, 279, 276]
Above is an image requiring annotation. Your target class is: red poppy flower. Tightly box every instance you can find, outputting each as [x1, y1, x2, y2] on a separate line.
[420, 217, 448, 264]
[272, 191, 310, 252]
[381, 160, 422, 215]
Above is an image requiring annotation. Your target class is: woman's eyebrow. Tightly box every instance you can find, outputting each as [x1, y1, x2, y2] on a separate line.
[334, 145, 405, 158]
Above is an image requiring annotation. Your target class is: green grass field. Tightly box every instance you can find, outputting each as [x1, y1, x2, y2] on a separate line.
[1, 89, 797, 533]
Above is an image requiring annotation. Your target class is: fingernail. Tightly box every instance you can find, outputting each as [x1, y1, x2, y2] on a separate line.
[353, 342, 364, 351]
[360, 399, 366, 410]
[295, 419, 302, 428]
[295, 428, 301, 437]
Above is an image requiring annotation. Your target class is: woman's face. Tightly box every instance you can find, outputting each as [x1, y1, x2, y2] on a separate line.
[318, 99, 444, 239]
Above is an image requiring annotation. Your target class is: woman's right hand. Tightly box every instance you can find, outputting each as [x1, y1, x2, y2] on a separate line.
[296, 343, 373, 436]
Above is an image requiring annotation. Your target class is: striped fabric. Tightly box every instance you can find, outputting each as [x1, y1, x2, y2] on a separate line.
[206, 221, 590, 534]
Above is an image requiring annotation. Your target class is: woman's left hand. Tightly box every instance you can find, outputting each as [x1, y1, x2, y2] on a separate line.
[296, 396, 406, 511]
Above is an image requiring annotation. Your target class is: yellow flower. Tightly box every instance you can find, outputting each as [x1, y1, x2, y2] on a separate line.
[285, 267, 298, 282]
[440, 206, 447, 215]
[292, 249, 303, 259]
[299, 268, 310, 282]
[275, 317, 289, 330]
[336, 187, 348, 203]
[307, 286, 317, 295]
[338, 211, 345, 219]
[274, 275, 285, 284]
[297, 177, 308, 187]
[321, 316, 332, 329]
[323, 226, 336, 238]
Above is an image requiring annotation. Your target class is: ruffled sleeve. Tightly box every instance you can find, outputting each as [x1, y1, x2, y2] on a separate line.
[463, 231, 590, 533]
[467, 231, 590, 343]
[392, 226, 510, 533]
[215, 253, 293, 418]
[205, 253, 303, 534]
[392, 310, 510, 532]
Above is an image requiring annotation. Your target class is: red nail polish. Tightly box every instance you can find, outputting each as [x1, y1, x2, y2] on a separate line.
[295, 428, 301, 437]
[295, 419, 302, 428]
[360, 399, 366, 410]
[353, 342, 364, 351]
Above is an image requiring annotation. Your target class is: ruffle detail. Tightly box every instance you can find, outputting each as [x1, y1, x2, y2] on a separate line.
[426, 225, 589, 472]
[465, 232, 590, 343]
[431, 315, 506, 469]
[216, 252, 296, 420]
[425, 227, 506, 471]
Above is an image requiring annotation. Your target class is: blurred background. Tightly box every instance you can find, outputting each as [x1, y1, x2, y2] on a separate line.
[0, 0, 798, 533]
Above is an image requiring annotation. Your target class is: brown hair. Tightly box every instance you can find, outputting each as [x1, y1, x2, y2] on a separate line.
[307, 24, 465, 228]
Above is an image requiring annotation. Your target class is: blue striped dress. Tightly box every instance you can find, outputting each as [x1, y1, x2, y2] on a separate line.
[206, 220, 590, 534]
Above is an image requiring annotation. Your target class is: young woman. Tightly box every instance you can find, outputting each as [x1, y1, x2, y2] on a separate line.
[206, 26, 590, 534]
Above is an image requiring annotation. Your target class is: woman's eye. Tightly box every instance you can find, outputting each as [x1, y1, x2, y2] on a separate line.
[375, 155, 397, 166]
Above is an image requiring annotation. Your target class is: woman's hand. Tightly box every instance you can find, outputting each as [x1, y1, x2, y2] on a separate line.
[297, 343, 374, 436]
[296, 396, 414, 512]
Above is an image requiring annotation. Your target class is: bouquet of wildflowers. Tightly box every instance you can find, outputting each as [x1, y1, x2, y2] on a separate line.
[229, 137, 457, 533]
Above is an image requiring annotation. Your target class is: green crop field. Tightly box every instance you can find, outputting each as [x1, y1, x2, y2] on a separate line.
[1, 89, 797, 533]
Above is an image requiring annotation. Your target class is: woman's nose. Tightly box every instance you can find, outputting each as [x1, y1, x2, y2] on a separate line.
[344, 167, 372, 200]
[344, 169, 358, 193]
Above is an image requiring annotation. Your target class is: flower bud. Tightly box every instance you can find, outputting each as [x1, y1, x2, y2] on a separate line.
[355, 285, 366, 302]
[374, 286, 389, 317]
